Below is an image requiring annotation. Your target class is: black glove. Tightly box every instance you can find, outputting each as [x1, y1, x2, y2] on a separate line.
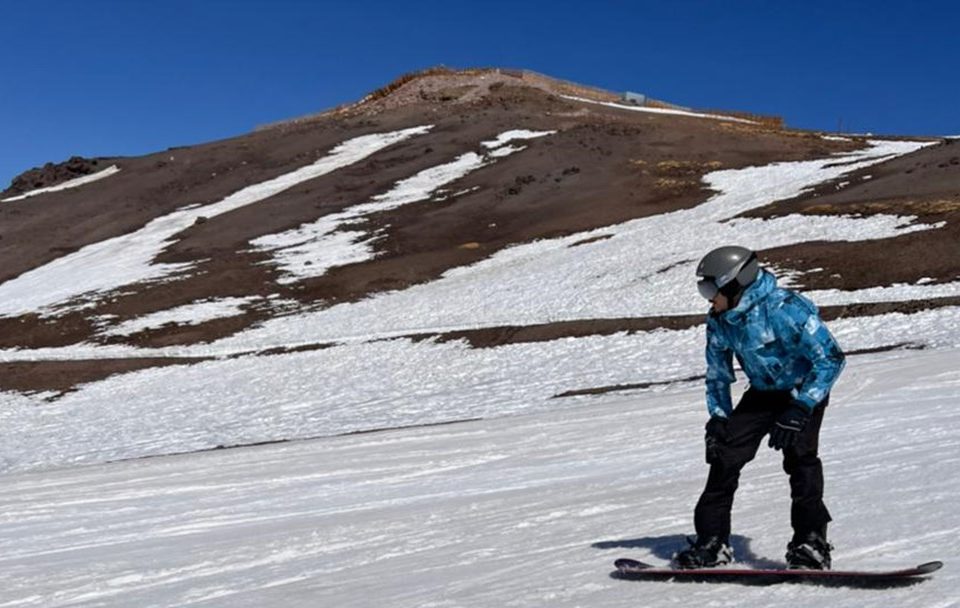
[768, 403, 810, 451]
[704, 416, 730, 464]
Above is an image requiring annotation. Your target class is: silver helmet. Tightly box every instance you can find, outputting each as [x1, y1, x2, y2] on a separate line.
[696, 246, 760, 300]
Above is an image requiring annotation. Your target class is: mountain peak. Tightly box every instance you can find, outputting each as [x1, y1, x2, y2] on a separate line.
[262, 66, 748, 128]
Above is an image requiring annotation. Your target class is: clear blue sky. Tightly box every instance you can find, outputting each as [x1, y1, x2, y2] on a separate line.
[2, 0, 958, 188]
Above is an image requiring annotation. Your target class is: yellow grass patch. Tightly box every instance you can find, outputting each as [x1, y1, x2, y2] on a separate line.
[805, 199, 960, 216]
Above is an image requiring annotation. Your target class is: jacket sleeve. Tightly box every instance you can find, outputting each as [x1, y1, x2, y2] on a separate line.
[781, 296, 846, 410]
[705, 318, 736, 418]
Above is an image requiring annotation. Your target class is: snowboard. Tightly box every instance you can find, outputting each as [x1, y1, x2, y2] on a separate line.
[613, 557, 943, 587]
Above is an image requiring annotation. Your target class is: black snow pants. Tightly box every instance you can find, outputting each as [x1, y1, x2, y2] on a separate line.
[694, 388, 832, 543]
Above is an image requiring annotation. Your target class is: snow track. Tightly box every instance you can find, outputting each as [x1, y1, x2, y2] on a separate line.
[0, 349, 955, 606]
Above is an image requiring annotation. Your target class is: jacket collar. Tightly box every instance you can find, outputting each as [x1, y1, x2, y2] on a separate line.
[720, 269, 776, 324]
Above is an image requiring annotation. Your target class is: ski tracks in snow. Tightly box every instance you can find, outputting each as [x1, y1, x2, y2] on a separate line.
[0, 349, 956, 606]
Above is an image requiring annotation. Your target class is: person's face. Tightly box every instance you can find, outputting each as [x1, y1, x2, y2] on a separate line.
[710, 292, 730, 313]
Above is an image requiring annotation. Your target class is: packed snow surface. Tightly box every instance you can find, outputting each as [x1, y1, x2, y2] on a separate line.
[0, 164, 121, 203]
[1, 304, 958, 473]
[0, 349, 956, 607]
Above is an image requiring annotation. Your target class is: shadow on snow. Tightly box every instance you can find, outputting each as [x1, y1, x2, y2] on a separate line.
[592, 533, 783, 570]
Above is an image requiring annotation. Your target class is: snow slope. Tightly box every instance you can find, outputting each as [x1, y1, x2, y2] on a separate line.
[1, 305, 958, 474]
[0, 349, 955, 607]
[195, 139, 952, 352]
[0, 137, 957, 476]
[0, 124, 957, 606]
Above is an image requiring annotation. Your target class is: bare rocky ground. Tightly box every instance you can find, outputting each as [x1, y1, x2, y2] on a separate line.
[1, 69, 956, 395]
[2, 156, 109, 198]
[753, 138, 960, 290]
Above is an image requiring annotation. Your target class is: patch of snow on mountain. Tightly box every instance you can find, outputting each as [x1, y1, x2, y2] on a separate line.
[561, 95, 756, 123]
[206, 140, 944, 350]
[481, 129, 556, 148]
[251, 129, 557, 283]
[1, 165, 121, 203]
[488, 144, 527, 158]
[0, 126, 433, 318]
[101, 297, 258, 337]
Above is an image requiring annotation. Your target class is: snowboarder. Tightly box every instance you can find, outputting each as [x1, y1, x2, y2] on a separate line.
[675, 246, 846, 570]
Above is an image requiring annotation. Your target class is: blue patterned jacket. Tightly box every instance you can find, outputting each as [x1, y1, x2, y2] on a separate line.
[705, 269, 845, 418]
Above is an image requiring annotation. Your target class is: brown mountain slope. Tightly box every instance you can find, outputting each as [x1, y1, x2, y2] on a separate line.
[751, 139, 960, 290]
[0, 68, 956, 395]
[0, 70, 861, 350]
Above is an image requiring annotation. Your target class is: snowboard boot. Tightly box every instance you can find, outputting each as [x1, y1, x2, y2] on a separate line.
[674, 535, 734, 569]
[786, 530, 833, 570]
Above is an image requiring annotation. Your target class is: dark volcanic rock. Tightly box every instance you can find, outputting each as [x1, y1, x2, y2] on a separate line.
[3, 156, 107, 197]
